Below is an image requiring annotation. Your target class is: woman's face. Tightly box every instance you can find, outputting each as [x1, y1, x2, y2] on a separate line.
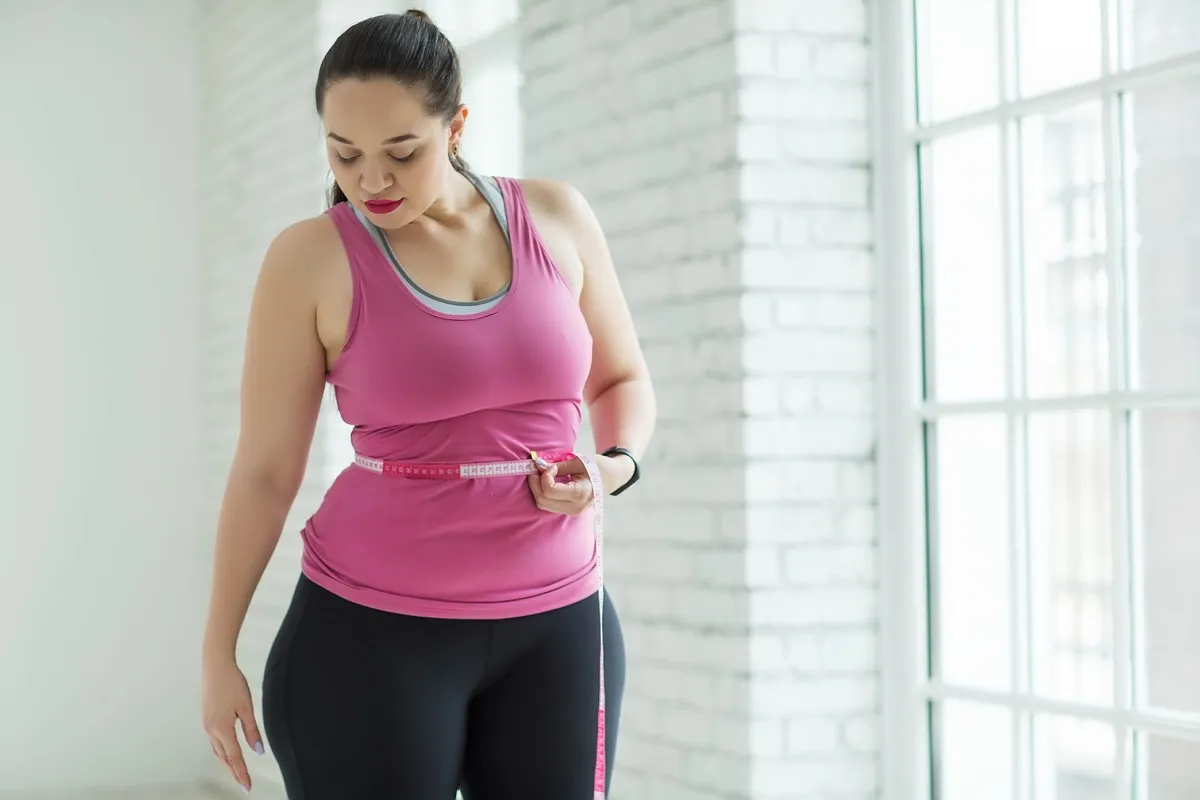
[320, 78, 463, 228]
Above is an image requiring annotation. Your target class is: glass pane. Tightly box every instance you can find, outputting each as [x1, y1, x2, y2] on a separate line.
[1021, 102, 1110, 397]
[933, 415, 1012, 690]
[1122, 0, 1200, 67]
[1032, 715, 1117, 800]
[1144, 733, 1200, 798]
[1018, 0, 1103, 96]
[1127, 77, 1200, 392]
[1028, 411, 1114, 706]
[938, 700, 1014, 800]
[924, 127, 1007, 402]
[1135, 409, 1200, 713]
[917, 0, 1000, 121]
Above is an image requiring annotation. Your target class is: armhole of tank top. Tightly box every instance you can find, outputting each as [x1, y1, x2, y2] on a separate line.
[324, 204, 370, 380]
[497, 177, 578, 297]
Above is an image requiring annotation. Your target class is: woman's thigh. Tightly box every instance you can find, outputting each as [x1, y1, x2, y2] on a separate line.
[261, 576, 489, 799]
[460, 592, 626, 800]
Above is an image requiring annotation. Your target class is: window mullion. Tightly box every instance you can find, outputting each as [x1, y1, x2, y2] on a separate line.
[996, 0, 1031, 796]
[1099, 0, 1135, 796]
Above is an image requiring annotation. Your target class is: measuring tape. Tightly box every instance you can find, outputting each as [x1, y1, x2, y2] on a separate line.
[353, 448, 608, 799]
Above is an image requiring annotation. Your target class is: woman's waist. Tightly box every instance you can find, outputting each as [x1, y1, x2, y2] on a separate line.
[304, 470, 595, 593]
[312, 465, 591, 532]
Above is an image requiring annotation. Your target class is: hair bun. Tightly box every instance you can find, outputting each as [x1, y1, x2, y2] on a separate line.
[404, 8, 432, 22]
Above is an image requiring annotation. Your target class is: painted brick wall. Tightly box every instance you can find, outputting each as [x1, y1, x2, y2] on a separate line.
[519, 1, 878, 798]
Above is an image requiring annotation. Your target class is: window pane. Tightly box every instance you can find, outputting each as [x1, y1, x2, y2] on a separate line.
[1021, 102, 1110, 397]
[933, 415, 1012, 690]
[1028, 411, 1114, 706]
[923, 127, 1007, 402]
[1018, 0, 1103, 96]
[1143, 733, 1200, 798]
[937, 700, 1014, 800]
[1135, 409, 1200, 713]
[1122, 0, 1200, 67]
[1032, 715, 1118, 800]
[1127, 77, 1200, 392]
[916, 0, 999, 121]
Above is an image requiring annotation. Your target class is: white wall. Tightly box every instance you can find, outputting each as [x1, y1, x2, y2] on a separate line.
[0, 0, 208, 794]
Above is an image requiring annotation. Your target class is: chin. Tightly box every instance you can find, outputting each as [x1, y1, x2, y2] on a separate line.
[377, 200, 433, 229]
[369, 210, 418, 230]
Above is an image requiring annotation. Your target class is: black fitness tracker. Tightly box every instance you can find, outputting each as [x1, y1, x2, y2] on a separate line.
[600, 446, 639, 496]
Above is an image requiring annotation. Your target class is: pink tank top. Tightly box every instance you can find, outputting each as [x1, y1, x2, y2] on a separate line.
[300, 177, 599, 619]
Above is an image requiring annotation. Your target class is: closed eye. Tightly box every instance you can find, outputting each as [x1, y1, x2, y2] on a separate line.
[335, 152, 415, 165]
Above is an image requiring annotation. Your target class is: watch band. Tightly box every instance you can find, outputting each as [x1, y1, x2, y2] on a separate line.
[601, 446, 639, 496]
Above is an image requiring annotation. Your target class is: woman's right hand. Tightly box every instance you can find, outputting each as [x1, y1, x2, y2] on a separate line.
[202, 656, 265, 793]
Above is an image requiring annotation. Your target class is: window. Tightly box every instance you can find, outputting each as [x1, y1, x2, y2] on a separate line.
[880, 1, 1200, 797]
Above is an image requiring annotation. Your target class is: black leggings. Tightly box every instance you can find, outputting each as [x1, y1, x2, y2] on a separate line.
[261, 575, 625, 799]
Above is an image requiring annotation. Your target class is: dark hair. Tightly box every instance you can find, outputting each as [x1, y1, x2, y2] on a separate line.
[315, 10, 466, 207]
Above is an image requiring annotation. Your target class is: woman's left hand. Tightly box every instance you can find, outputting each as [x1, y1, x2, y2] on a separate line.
[527, 453, 633, 516]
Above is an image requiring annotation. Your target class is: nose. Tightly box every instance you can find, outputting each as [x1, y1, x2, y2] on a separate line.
[360, 162, 392, 195]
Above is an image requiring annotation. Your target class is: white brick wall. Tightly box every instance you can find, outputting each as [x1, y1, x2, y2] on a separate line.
[519, 1, 878, 798]
[737, 4, 878, 798]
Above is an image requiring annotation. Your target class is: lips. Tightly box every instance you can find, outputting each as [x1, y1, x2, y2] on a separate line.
[364, 198, 403, 214]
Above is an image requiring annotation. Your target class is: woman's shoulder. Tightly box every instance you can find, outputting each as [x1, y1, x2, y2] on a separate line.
[510, 178, 611, 299]
[251, 211, 352, 311]
[270, 211, 344, 260]
[514, 177, 592, 224]
[514, 177, 606, 249]
[260, 212, 348, 278]
[516, 177, 608, 257]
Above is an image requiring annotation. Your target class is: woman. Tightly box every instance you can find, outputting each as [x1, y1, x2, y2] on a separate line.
[199, 10, 655, 799]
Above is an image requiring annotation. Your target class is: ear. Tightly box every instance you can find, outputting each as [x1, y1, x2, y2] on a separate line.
[449, 104, 469, 147]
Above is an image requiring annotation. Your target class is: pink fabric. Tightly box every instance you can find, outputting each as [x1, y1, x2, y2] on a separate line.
[300, 178, 598, 619]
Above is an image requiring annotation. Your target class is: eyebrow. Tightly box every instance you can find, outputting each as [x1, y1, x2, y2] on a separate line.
[327, 132, 417, 146]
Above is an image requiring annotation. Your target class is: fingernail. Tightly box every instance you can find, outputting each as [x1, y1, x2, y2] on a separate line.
[254, 741, 265, 755]
[535, 458, 550, 468]
[242, 786, 250, 794]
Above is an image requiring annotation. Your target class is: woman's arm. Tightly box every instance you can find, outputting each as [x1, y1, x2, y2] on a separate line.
[202, 220, 329, 664]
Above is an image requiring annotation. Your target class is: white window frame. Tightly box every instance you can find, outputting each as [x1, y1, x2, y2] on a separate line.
[874, 1, 1200, 798]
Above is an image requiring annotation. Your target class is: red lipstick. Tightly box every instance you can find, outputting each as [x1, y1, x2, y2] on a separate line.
[364, 198, 403, 214]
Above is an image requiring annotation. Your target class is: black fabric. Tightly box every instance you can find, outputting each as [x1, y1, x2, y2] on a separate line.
[261, 575, 625, 799]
